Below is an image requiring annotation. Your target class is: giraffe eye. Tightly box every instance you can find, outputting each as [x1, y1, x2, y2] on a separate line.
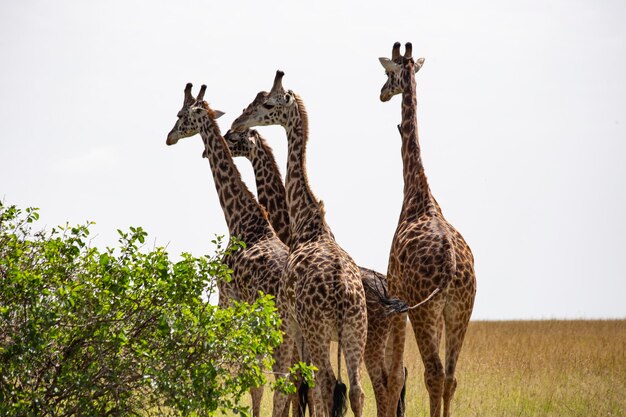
[262, 103, 275, 110]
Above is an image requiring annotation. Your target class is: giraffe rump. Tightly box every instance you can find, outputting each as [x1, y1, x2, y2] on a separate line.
[404, 234, 457, 311]
[379, 41, 477, 417]
[230, 71, 368, 417]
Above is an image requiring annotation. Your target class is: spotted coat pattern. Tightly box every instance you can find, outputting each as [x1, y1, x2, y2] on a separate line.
[231, 72, 368, 417]
[379, 43, 477, 417]
[224, 128, 405, 417]
[224, 129, 292, 246]
[166, 84, 294, 417]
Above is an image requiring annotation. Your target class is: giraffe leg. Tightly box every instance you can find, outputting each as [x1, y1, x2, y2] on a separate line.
[272, 321, 297, 417]
[293, 378, 309, 417]
[435, 315, 444, 348]
[251, 385, 264, 417]
[442, 304, 472, 417]
[342, 337, 366, 417]
[385, 312, 407, 417]
[290, 340, 310, 417]
[340, 305, 367, 417]
[315, 357, 336, 417]
[295, 331, 316, 417]
[301, 330, 334, 417]
[364, 312, 390, 417]
[409, 308, 445, 417]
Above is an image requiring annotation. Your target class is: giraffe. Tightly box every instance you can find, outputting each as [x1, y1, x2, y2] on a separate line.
[222, 129, 292, 246]
[378, 42, 477, 417]
[166, 83, 296, 417]
[231, 71, 368, 417]
[223, 128, 409, 417]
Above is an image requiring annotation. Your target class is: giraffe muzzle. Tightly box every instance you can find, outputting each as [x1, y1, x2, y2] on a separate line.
[166, 130, 179, 146]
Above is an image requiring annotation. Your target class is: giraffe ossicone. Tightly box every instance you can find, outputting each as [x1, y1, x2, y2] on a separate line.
[223, 126, 410, 417]
[166, 82, 300, 417]
[378, 42, 476, 417]
[232, 70, 368, 417]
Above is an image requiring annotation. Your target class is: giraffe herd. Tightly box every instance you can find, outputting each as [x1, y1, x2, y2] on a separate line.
[166, 42, 476, 417]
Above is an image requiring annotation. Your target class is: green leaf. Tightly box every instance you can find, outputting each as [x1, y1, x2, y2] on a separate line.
[0, 204, 281, 417]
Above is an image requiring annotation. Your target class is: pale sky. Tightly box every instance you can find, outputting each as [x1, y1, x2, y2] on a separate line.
[1, 1, 625, 320]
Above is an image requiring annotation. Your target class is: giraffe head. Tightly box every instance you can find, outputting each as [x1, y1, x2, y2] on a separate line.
[222, 128, 261, 159]
[166, 83, 224, 146]
[230, 70, 296, 132]
[379, 42, 425, 102]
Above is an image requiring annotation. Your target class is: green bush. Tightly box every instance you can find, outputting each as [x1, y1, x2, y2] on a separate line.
[0, 201, 283, 416]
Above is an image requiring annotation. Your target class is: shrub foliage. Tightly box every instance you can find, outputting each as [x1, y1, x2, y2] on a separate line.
[0, 202, 283, 416]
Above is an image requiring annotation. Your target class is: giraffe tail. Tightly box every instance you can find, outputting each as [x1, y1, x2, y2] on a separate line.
[332, 283, 348, 417]
[297, 379, 308, 417]
[332, 378, 347, 417]
[361, 267, 410, 314]
[407, 235, 457, 311]
[332, 327, 348, 417]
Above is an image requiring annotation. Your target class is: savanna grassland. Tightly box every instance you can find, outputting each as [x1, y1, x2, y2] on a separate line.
[250, 320, 626, 417]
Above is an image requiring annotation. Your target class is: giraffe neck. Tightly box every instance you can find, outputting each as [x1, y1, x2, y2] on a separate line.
[196, 114, 273, 243]
[283, 95, 330, 244]
[399, 66, 438, 218]
[250, 137, 291, 246]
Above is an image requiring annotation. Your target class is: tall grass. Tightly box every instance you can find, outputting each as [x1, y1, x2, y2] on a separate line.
[447, 320, 625, 417]
[250, 320, 626, 416]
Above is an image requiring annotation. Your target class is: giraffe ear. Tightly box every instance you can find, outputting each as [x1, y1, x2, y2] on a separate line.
[213, 110, 225, 119]
[284, 92, 296, 106]
[414, 57, 425, 73]
[379, 57, 400, 73]
[248, 129, 258, 139]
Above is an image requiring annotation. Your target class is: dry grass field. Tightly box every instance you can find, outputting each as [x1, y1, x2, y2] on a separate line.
[249, 320, 626, 417]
